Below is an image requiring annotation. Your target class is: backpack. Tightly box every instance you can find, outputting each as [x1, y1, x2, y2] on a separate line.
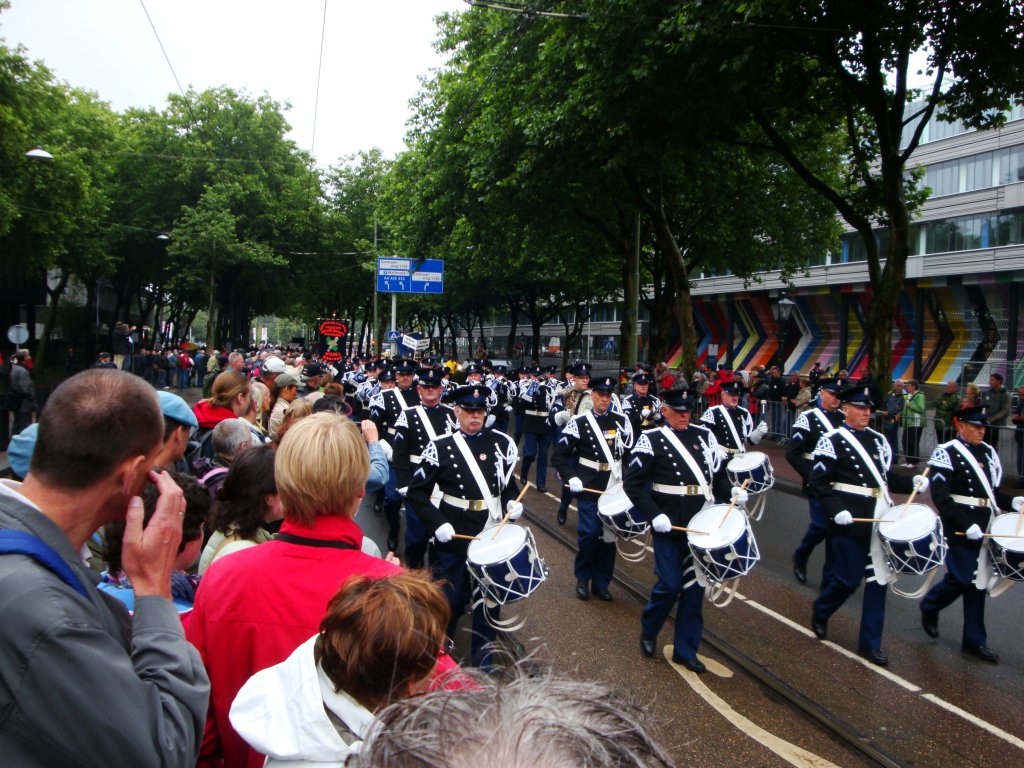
[185, 427, 216, 473]
[196, 464, 230, 503]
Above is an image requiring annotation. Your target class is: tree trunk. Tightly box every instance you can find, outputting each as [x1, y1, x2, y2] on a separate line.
[35, 271, 71, 371]
[620, 215, 640, 370]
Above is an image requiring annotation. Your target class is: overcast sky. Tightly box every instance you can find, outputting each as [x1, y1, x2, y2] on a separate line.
[1, 0, 465, 166]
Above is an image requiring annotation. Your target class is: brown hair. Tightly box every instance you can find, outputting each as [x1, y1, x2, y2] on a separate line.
[209, 444, 277, 539]
[31, 369, 162, 489]
[275, 412, 368, 524]
[316, 571, 450, 712]
[209, 370, 250, 409]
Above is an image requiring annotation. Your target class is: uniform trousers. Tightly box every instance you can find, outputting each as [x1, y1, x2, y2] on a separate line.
[641, 534, 705, 661]
[434, 548, 500, 669]
[921, 545, 987, 648]
[793, 497, 834, 585]
[574, 498, 616, 589]
[521, 430, 551, 490]
[813, 535, 887, 652]
[403, 501, 429, 568]
[382, 461, 403, 550]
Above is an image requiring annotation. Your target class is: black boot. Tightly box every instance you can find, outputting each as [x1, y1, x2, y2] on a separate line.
[519, 457, 533, 486]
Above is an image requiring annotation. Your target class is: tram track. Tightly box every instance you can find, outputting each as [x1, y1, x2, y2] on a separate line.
[522, 507, 911, 768]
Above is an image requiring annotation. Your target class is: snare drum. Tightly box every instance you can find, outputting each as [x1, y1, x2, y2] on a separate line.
[987, 513, 1024, 581]
[686, 504, 760, 584]
[877, 503, 947, 575]
[726, 451, 774, 495]
[598, 483, 649, 541]
[467, 524, 548, 605]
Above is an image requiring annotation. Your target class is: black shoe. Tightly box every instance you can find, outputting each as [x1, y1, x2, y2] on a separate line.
[672, 655, 706, 673]
[793, 560, 808, 584]
[962, 645, 1000, 663]
[858, 648, 889, 666]
[575, 581, 590, 601]
[386, 536, 399, 554]
[557, 507, 568, 525]
[921, 611, 939, 639]
[592, 586, 613, 601]
[640, 636, 656, 658]
[811, 617, 827, 640]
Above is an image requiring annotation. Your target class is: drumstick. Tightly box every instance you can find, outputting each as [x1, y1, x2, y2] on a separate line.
[955, 531, 1024, 539]
[670, 526, 709, 534]
[491, 481, 534, 540]
[900, 466, 931, 518]
[1016, 499, 1024, 537]
[717, 479, 751, 528]
[849, 517, 898, 523]
[452, 534, 480, 541]
[563, 484, 607, 494]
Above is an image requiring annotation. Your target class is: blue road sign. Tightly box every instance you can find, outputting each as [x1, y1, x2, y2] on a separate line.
[376, 257, 443, 294]
[603, 338, 615, 352]
[386, 330, 402, 342]
[410, 259, 444, 294]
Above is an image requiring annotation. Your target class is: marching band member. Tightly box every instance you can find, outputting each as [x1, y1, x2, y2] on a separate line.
[550, 362, 594, 523]
[624, 388, 740, 673]
[808, 386, 925, 666]
[786, 378, 845, 586]
[406, 385, 521, 668]
[920, 405, 1024, 662]
[699, 380, 767, 454]
[490, 364, 515, 435]
[369, 359, 420, 557]
[553, 376, 634, 602]
[519, 365, 555, 493]
[392, 367, 456, 565]
[622, 372, 663, 434]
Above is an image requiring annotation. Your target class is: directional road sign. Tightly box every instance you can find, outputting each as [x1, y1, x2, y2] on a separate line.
[410, 259, 444, 294]
[376, 257, 444, 294]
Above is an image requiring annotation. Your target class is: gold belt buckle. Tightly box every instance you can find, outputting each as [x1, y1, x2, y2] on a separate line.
[468, 500, 487, 511]
[870, 487, 881, 498]
[686, 486, 699, 496]
[978, 498, 989, 507]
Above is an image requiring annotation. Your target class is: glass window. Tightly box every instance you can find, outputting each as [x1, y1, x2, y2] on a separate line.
[963, 152, 993, 191]
[996, 145, 1024, 184]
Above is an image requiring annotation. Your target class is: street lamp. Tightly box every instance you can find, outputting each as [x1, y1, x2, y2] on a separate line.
[774, 290, 796, 371]
[25, 146, 53, 160]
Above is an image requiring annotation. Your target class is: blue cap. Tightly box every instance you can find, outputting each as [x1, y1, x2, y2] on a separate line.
[840, 385, 874, 407]
[416, 367, 444, 387]
[451, 385, 491, 409]
[157, 391, 199, 428]
[378, 369, 396, 382]
[591, 376, 616, 393]
[632, 373, 653, 385]
[464, 363, 484, 376]
[954, 405, 988, 426]
[8, 423, 39, 479]
[661, 388, 695, 412]
[817, 377, 842, 393]
[720, 380, 745, 395]
[394, 358, 417, 374]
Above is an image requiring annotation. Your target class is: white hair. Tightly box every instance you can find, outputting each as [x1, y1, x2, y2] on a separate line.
[212, 418, 252, 459]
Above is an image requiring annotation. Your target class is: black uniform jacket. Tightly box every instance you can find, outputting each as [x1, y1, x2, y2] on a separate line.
[406, 428, 520, 556]
[786, 406, 846, 486]
[808, 425, 916, 539]
[928, 438, 1014, 549]
[552, 409, 633, 500]
[699, 404, 753, 454]
[392, 403, 456, 488]
[622, 393, 663, 433]
[623, 424, 733, 540]
[368, 386, 420, 447]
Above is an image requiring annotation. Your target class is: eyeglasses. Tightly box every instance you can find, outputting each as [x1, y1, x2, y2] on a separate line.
[440, 636, 455, 656]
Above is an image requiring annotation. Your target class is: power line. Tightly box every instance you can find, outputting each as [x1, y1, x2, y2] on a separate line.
[311, 0, 328, 159]
[137, 0, 199, 126]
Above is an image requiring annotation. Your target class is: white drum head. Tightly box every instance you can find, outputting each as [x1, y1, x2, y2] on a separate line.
[468, 524, 527, 566]
[599, 483, 633, 517]
[879, 503, 936, 542]
[727, 451, 768, 472]
[989, 514, 1024, 553]
[688, 505, 746, 548]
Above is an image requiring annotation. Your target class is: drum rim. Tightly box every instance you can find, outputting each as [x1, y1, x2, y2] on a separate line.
[726, 451, 769, 470]
[467, 524, 528, 563]
[877, 503, 939, 541]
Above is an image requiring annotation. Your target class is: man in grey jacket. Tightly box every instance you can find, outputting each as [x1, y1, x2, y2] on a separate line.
[985, 372, 1011, 450]
[8, 349, 35, 436]
[0, 369, 209, 766]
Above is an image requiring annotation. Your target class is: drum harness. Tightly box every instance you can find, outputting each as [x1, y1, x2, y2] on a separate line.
[946, 440, 1014, 597]
[718, 406, 772, 520]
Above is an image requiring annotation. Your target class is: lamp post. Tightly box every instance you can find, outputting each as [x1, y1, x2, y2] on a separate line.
[774, 291, 796, 372]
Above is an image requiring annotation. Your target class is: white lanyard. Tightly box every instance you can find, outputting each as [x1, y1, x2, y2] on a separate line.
[585, 410, 619, 482]
[416, 407, 444, 442]
[658, 426, 713, 501]
[393, 388, 412, 411]
[811, 407, 832, 434]
[947, 440, 999, 510]
[717, 405, 744, 451]
[834, 427, 892, 505]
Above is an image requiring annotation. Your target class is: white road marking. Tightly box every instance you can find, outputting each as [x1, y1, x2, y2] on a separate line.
[665, 647, 840, 768]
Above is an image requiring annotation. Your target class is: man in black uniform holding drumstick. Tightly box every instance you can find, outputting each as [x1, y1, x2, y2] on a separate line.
[624, 388, 743, 672]
[406, 385, 521, 668]
[809, 386, 927, 666]
[919, 405, 1024, 662]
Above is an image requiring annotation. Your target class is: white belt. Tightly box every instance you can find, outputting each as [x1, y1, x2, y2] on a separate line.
[803, 452, 815, 460]
[831, 482, 884, 498]
[579, 457, 613, 472]
[652, 483, 709, 496]
[410, 455, 422, 464]
[525, 409, 548, 417]
[386, 427, 397, 435]
[441, 494, 498, 512]
[950, 494, 991, 508]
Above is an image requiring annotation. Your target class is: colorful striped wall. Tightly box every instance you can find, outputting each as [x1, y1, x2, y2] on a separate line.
[668, 278, 1024, 386]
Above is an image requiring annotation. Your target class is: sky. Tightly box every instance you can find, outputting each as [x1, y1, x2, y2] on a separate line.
[0, 0, 466, 166]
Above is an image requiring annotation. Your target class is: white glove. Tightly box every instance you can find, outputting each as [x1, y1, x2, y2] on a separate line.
[568, 477, 584, 493]
[1013, 496, 1024, 513]
[398, 486, 408, 498]
[912, 475, 930, 494]
[379, 440, 393, 462]
[965, 523, 984, 541]
[731, 487, 749, 506]
[484, 413, 495, 428]
[652, 514, 672, 533]
[641, 407, 651, 419]
[755, 421, 768, 435]
[504, 404, 513, 413]
[506, 500, 524, 520]
[434, 523, 455, 543]
[554, 410, 571, 427]
[834, 511, 854, 526]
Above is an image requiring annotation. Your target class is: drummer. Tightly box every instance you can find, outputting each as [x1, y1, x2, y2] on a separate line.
[808, 386, 927, 666]
[786, 377, 845, 586]
[700, 380, 768, 455]
[552, 375, 634, 602]
[405, 385, 522, 668]
[919, 405, 1024, 662]
[624, 388, 744, 673]
[622, 372, 663, 433]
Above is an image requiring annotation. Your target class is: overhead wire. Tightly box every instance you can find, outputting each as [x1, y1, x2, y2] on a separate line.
[137, 0, 199, 126]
